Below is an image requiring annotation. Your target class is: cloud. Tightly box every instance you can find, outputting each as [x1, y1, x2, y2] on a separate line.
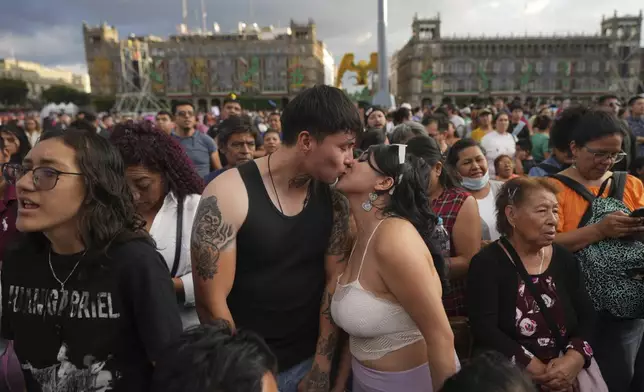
[2, 0, 643, 86]
[524, 0, 551, 15]
[355, 32, 373, 45]
[0, 25, 84, 67]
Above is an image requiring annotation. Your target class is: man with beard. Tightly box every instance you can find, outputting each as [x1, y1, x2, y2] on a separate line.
[204, 115, 258, 185]
[191, 85, 361, 392]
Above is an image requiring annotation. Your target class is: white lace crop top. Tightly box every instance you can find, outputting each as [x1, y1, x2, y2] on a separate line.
[330, 219, 424, 361]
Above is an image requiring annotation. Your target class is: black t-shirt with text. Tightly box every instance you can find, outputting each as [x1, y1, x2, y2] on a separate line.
[1, 238, 182, 392]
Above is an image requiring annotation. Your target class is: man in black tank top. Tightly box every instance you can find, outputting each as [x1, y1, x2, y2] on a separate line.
[191, 85, 362, 392]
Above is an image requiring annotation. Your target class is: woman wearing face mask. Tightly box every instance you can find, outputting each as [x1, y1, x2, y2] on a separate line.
[110, 121, 204, 328]
[364, 107, 387, 130]
[1, 129, 182, 391]
[480, 112, 517, 177]
[332, 143, 458, 392]
[446, 139, 504, 242]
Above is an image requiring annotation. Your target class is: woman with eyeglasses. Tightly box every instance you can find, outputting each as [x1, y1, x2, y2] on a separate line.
[549, 107, 644, 391]
[1, 129, 182, 391]
[331, 144, 458, 392]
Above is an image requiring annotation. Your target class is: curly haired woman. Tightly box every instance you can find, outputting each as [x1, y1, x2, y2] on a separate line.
[110, 121, 204, 328]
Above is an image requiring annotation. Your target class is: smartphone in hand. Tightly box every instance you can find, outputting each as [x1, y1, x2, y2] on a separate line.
[630, 208, 644, 218]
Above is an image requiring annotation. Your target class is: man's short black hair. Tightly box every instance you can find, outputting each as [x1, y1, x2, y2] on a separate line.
[280, 85, 362, 146]
[598, 94, 619, 105]
[152, 320, 277, 392]
[218, 115, 258, 149]
[223, 93, 242, 107]
[101, 114, 112, 121]
[421, 113, 449, 131]
[172, 100, 195, 115]
[69, 119, 96, 133]
[441, 352, 536, 392]
[156, 110, 172, 118]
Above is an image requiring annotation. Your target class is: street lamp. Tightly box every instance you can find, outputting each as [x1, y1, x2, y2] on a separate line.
[372, 0, 396, 109]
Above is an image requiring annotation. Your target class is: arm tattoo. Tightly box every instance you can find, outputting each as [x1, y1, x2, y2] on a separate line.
[305, 362, 331, 392]
[317, 290, 338, 361]
[191, 195, 235, 280]
[327, 190, 351, 258]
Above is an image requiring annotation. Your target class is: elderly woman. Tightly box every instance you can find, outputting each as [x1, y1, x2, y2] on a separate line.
[110, 121, 204, 328]
[467, 177, 603, 391]
[550, 107, 644, 391]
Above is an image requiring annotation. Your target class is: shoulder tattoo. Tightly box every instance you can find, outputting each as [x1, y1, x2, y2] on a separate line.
[191, 195, 235, 280]
[327, 190, 351, 258]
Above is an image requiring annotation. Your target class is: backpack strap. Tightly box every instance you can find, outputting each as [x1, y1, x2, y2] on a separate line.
[170, 196, 185, 278]
[550, 174, 596, 228]
[609, 171, 627, 201]
[549, 174, 596, 203]
[539, 162, 561, 175]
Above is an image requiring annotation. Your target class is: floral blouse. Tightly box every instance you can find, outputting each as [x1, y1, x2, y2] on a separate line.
[512, 273, 594, 366]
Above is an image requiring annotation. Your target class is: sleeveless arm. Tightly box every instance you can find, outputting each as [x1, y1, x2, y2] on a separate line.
[191, 170, 246, 327]
[301, 190, 353, 391]
[377, 221, 457, 391]
[449, 195, 482, 278]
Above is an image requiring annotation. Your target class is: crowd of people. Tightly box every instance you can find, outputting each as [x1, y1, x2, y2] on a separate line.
[0, 88, 643, 392]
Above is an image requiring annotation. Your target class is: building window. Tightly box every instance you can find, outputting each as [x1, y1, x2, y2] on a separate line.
[508, 62, 515, 74]
[493, 61, 501, 73]
[577, 61, 586, 73]
[443, 80, 451, 91]
[550, 60, 558, 73]
[591, 61, 600, 73]
[465, 63, 472, 74]
[536, 61, 543, 74]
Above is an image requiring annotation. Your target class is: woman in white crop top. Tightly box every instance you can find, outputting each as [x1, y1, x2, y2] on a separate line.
[331, 144, 459, 392]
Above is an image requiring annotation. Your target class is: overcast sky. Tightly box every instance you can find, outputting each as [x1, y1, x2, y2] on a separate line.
[0, 0, 642, 78]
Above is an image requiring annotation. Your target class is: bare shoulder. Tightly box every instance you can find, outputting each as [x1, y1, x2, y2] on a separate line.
[374, 218, 430, 264]
[201, 168, 248, 229]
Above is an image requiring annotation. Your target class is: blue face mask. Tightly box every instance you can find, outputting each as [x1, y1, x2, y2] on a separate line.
[461, 171, 490, 191]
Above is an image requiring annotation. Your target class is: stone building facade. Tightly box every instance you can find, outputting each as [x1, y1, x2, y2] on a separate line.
[392, 12, 644, 106]
[0, 58, 90, 100]
[83, 20, 333, 111]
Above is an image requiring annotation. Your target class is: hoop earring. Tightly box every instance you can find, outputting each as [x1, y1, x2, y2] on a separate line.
[362, 192, 378, 212]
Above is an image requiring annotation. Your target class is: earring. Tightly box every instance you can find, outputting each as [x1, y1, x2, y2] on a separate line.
[571, 159, 577, 169]
[362, 192, 378, 212]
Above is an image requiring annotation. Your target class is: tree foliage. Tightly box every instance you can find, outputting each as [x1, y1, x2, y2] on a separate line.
[0, 78, 29, 106]
[42, 85, 90, 106]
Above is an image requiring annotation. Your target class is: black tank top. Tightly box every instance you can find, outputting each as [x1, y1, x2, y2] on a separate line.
[228, 161, 333, 371]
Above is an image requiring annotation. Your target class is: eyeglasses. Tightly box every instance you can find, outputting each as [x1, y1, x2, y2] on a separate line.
[175, 111, 194, 118]
[2, 163, 83, 191]
[358, 144, 407, 194]
[583, 147, 627, 164]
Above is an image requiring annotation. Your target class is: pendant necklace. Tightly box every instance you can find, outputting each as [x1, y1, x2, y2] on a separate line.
[49, 248, 88, 292]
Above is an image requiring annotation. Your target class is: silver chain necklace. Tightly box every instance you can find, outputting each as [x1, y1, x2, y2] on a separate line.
[48, 249, 87, 291]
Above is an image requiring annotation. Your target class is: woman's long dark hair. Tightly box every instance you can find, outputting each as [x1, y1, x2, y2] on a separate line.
[1, 122, 31, 164]
[406, 135, 460, 190]
[18, 129, 151, 257]
[370, 144, 448, 289]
